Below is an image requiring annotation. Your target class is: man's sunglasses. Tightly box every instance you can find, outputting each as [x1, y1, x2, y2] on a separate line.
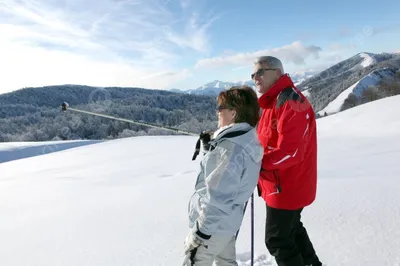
[251, 68, 277, 80]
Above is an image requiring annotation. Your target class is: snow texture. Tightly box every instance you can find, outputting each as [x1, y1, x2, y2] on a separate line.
[302, 89, 310, 98]
[0, 140, 102, 163]
[1, 96, 400, 265]
[318, 68, 394, 115]
[359, 52, 376, 68]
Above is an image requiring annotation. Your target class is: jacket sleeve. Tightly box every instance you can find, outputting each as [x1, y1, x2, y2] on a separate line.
[196, 140, 244, 236]
[261, 100, 310, 171]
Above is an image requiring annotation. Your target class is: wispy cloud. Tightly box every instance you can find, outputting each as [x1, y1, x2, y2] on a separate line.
[180, 0, 191, 9]
[195, 41, 322, 69]
[371, 23, 400, 35]
[164, 12, 218, 52]
[0, 0, 216, 92]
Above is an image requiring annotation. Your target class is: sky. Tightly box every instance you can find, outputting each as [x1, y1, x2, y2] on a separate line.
[1, 0, 400, 94]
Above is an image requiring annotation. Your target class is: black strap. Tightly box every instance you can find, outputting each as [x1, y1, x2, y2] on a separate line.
[192, 130, 250, 160]
[189, 248, 198, 265]
[217, 130, 249, 140]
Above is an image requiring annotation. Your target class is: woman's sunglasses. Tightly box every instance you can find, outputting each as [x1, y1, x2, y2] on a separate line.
[216, 105, 233, 111]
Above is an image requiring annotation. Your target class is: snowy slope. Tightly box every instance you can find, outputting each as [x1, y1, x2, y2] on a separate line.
[289, 70, 319, 86]
[318, 68, 396, 115]
[1, 96, 400, 265]
[302, 89, 310, 98]
[0, 139, 101, 163]
[359, 52, 376, 68]
[188, 80, 240, 95]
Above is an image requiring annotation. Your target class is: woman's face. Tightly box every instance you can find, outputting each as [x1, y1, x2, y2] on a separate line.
[217, 106, 236, 128]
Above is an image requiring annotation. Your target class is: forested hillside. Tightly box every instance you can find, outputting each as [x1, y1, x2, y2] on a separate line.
[0, 85, 218, 142]
[298, 52, 400, 112]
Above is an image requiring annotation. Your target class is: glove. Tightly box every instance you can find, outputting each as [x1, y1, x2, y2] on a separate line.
[192, 131, 214, 161]
[199, 131, 213, 153]
[183, 224, 211, 255]
[184, 231, 204, 255]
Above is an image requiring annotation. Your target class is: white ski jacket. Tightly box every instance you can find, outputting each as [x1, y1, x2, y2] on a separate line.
[188, 122, 263, 237]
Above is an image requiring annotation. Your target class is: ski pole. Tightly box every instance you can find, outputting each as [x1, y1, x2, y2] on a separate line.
[250, 193, 254, 266]
[60, 102, 198, 136]
[235, 200, 249, 240]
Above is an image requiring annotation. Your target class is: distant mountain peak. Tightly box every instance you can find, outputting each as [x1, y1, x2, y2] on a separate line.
[359, 52, 377, 68]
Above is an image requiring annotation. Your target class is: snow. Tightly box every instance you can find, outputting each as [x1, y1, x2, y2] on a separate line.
[318, 68, 394, 115]
[302, 89, 310, 98]
[359, 52, 376, 68]
[0, 139, 101, 163]
[1, 96, 400, 265]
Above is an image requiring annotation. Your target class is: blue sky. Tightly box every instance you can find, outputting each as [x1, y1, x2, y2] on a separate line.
[1, 0, 399, 94]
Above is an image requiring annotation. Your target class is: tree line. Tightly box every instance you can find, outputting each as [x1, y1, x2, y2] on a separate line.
[0, 85, 218, 142]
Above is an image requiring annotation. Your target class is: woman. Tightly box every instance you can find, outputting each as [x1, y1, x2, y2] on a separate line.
[184, 85, 264, 266]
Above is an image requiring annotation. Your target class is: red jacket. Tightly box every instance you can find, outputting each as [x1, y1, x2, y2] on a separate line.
[257, 74, 317, 210]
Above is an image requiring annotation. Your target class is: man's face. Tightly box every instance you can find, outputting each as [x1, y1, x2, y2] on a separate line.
[252, 63, 280, 94]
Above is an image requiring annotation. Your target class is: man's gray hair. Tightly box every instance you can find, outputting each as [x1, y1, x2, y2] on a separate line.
[254, 56, 284, 74]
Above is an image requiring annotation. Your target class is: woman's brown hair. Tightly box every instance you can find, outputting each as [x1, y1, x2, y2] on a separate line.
[217, 85, 260, 127]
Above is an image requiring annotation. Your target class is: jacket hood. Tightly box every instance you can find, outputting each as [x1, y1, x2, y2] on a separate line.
[211, 122, 264, 163]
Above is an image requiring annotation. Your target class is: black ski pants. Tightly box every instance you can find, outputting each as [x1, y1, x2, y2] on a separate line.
[265, 205, 322, 266]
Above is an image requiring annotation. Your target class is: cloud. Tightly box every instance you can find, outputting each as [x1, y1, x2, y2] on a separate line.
[0, 0, 214, 93]
[195, 41, 322, 69]
[180, 0, 190, 9]
[164, 12, 218, 52]
[139, 69, 192, 81]
[328, 43, 346, 51]
[0, 38, 192, 92]
[371, 23, 400, 35]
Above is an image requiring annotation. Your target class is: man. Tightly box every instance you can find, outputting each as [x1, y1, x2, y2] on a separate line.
[252, 56, 322, 266]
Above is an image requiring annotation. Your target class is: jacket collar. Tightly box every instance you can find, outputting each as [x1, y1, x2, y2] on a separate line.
[258, 74, 294, 108]
[212, 122, 251, 140]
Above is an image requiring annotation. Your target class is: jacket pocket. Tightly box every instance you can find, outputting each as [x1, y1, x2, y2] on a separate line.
[272, 170, 282, 194]
[260, 169, 281, 196]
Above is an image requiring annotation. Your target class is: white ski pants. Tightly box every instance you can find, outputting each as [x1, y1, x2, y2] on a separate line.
[190, 235, 238, 266]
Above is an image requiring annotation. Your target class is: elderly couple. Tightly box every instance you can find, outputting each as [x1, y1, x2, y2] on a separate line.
[183, 56, 323, 266]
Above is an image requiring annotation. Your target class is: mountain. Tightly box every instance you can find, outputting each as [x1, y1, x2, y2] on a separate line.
[1, 51, 398, 143]
[298, 52, 400, 113]
[289, 70, 320, 86]
[0, 85, 218, 142]
[1, 95, 400, 265]
[175, 70, 318, 96]
[178, 80, 256, 96]
[184, 52, 400, 115]
[317, 67, 398, 115]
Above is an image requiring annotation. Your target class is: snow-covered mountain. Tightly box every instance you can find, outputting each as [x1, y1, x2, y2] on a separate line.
[186, 80, 256, 96]
[175, 71, 318, 96]
[1, 95, 400, 265]
[298, 52, 400, 112]
[169, 52, 400, 116]
[318, 68, 397, 115]
[289, 70, 319, 86]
